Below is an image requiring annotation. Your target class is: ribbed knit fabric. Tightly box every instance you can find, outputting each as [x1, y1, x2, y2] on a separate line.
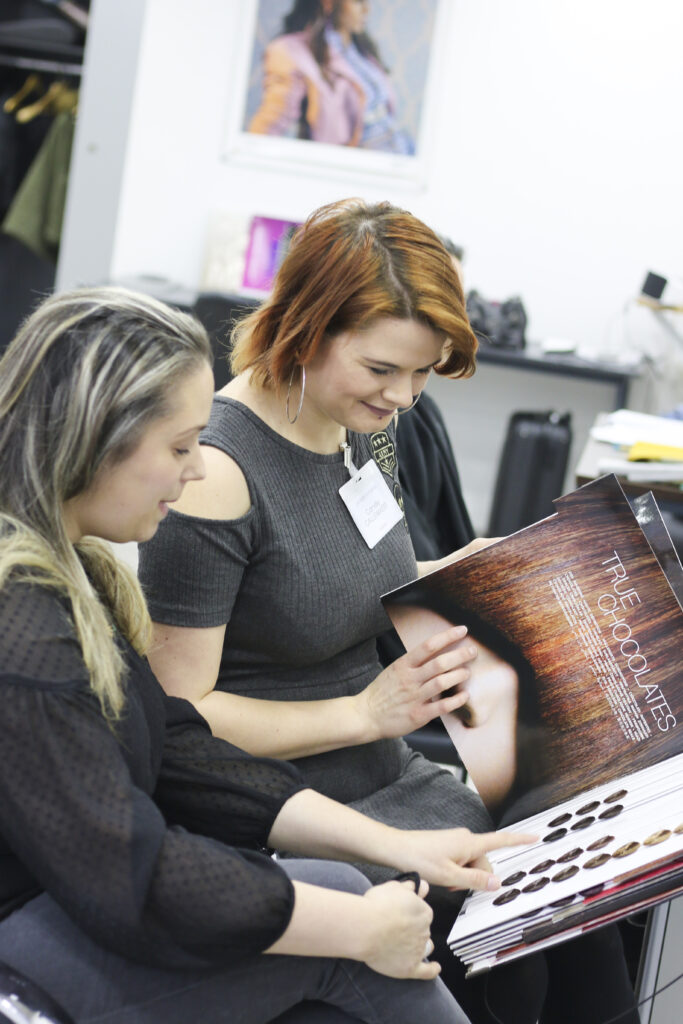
[139, 397, 492, 834]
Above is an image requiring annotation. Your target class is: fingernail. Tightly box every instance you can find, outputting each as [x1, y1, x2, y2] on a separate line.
[486, 876, 501, 891]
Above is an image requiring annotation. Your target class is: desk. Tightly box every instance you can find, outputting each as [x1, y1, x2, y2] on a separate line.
[575, 414, 683, 508]
[475, 344, 641, 411]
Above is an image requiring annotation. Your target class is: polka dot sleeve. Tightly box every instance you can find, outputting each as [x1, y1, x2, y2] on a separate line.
[0, 582, 298, 967]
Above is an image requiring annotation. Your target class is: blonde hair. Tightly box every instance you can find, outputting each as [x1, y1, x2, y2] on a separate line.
[0, 287, 212, 719]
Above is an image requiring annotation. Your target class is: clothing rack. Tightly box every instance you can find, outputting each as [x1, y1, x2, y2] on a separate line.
[0, 52, 81, 76]
[0, 1, 87, 80]
[0, 6, 85, 353]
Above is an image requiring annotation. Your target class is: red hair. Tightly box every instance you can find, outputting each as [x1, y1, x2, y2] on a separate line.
[230, 199, 478, 388]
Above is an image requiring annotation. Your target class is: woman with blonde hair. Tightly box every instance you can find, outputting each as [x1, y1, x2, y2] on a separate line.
[0, 285, 532, 1023]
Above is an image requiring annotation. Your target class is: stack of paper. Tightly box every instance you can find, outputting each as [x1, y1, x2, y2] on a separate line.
[591, 411, 683, 483]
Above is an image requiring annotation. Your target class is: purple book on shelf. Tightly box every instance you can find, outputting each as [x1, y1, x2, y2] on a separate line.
[242, 216, 300, 292]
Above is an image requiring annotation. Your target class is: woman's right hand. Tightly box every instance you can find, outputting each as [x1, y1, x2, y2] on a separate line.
[361, 879, 439, 980]
[359, 625, 476, 740]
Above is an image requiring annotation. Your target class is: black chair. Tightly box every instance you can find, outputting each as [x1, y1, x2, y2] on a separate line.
[0, 959, 74, 1024]
[193, 292, 259, 390]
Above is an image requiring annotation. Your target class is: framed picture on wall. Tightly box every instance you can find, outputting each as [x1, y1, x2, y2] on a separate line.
[222, 0, 448, 186]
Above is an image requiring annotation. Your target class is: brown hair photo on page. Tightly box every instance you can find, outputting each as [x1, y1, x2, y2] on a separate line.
[385, 475, 683, 826]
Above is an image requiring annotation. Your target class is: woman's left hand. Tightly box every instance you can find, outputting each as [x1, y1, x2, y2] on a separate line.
[395, 827, 536, 892]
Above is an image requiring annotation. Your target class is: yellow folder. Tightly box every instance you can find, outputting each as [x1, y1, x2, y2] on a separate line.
[628, 441, 683, 462]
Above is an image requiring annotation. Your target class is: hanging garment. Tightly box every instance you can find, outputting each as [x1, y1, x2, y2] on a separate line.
[0, 77, 53, 220]
[1, 110, 75, 262]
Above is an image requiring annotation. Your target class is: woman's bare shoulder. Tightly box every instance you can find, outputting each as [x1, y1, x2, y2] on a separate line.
[174, 444, 251, 521]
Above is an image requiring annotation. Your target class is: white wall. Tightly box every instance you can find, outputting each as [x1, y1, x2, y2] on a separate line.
[61, 0, 683, 349]
[58, 0, 683, 527]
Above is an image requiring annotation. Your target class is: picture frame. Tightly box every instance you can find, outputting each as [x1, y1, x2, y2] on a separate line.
[222, 0, 449, 188]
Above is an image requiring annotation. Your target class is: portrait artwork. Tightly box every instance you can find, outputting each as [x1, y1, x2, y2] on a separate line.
[234, 0, 441, 172]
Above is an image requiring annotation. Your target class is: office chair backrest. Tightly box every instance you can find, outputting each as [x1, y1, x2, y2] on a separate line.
[193, 292, 259, 390]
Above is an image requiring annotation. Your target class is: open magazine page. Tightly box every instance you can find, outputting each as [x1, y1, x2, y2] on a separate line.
[447, 752, 683, 972]
[630, 491, 683, 608]
[383, 475, 683, 827]
[383, 474, 683, 973]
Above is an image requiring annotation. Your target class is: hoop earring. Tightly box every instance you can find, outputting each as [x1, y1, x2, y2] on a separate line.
[286, 365, 306, 424]
[398, 392, 422, 415]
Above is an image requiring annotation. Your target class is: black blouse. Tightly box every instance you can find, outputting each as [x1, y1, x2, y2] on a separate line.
[0, 581, 306, 968]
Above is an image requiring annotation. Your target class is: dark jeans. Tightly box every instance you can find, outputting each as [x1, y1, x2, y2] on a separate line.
[0, 860, 469, 1024]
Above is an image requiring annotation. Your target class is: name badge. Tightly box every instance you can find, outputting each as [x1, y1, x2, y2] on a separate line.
[339, 458, 404, 549]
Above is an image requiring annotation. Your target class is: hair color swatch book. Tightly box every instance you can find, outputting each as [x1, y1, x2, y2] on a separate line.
[382, 475, 683, 973]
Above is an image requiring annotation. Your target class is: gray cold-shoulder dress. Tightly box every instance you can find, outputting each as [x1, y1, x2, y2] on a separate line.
[138, 397, 492, 881]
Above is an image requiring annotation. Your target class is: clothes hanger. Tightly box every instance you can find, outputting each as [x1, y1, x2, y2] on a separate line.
[3, 73, 43, 114]
[14, 79, 78, 123]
